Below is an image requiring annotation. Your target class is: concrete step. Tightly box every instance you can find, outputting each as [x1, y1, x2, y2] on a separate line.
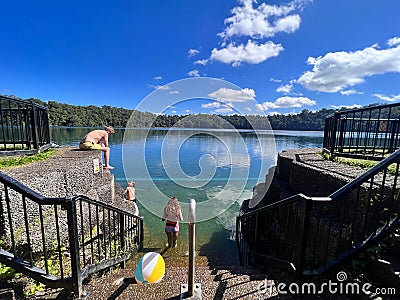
[82, 265, 280, 300]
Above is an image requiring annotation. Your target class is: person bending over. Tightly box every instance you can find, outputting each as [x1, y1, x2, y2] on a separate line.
[79, 126, 115, 169]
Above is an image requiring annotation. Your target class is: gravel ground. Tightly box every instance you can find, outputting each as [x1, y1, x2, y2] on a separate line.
[81, 263, 357, 300]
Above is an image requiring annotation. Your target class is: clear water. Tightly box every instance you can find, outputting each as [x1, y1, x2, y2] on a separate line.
[50, 127, 323, 265]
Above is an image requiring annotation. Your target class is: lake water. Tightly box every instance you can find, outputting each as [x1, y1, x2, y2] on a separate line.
[50, 127, 324, 265]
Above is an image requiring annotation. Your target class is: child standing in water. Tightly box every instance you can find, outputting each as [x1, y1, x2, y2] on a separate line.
[123, 181, 139, 216]
[162, 197, 183, 248]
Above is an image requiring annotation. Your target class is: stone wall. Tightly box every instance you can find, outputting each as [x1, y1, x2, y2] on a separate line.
[1, 147, 115, 202]
[245, 148, 367, 211]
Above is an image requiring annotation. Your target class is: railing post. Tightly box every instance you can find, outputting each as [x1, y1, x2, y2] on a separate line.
[29, 101, 39, 150]
[65, 196, 83, 297]
[330, 112, 340, 156]
[235, 216, 243, 266]
[295, 196, 311, 278]
[323, 118, 329, 149]
[181, 199, 201, 299]
[139, 218, 144, 250]
[338, 117, 346, 153]
[389, 119, 398, 153]
[188, 199, 195, 297]
[119, 213, 126, 269]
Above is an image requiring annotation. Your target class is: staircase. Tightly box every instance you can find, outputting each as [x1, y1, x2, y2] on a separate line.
[237, 148, 400, 278]
[0, 171, 143, 298]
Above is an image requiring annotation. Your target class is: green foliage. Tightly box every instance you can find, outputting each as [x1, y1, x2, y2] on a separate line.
[320, 153, 399, 175]
[319, 151, 332, 161]
[4, 94, 391, 130]
[0, 240, 16, 280]
[0, 148, 57, 169]
[348, 240, 390, 278]
[337, 157, 378, 169]
[24, 243, 69, 297]
[23, 97, 344, 130]
[25, 280, 46, 297]
[0, 263, 15, 280]
[267, 108, 336, 130]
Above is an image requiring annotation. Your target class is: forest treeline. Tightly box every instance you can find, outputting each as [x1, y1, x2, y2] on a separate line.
[8, 96, 376, 130]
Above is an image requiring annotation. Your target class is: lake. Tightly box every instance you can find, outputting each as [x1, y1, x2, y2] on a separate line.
[50, 127, 324, 265]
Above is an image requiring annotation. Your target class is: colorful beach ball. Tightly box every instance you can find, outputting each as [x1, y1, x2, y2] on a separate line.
[134, 252, 165, 284]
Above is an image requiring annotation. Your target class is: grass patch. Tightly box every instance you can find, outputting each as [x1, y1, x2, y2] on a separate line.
[336, 157, 378, 169]
[320, 152, 399, 175]
[0, 148, 58, 169]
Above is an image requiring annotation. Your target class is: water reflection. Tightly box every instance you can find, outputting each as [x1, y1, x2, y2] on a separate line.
[50, 127, 323, 261]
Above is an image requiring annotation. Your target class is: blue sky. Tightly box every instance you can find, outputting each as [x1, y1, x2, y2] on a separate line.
[1, 0, 399, 116]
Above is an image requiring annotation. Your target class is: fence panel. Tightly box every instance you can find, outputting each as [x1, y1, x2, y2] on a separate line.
[0, 95, 50, 154]
[0, 172, 143, 296]
[324, 104, 400, 159]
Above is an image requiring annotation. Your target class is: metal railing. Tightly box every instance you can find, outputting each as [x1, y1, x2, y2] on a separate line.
[0, 95, 50, 156]
[236, 149, 400, 276]
[323, 103, 400, 160]
[0, 171, 143, 297]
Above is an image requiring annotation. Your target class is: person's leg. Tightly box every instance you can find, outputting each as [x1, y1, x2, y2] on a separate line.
[172, 231, 178, 247]
[102, 147, 114, 169]
[165, 230, 173, 248]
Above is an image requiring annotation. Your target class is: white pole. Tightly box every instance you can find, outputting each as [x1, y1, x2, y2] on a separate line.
[188, 199, 196, 297]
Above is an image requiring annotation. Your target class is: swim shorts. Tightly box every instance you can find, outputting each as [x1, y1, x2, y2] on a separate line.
[79, 142, 102, 150]
[165, 221, 179, 232]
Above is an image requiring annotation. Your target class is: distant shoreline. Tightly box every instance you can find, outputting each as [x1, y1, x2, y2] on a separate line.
[50, 125, 325, 133]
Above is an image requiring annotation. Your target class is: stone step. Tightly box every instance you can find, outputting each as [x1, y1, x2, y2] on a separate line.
[82, 266, 277, 300]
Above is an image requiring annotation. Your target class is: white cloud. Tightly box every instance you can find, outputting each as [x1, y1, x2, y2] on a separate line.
[388, 36, 400, 47]
[373, 93, 400, 102]
[297, 43, 400, 93]
[257, 96, 316, 110]
[154, 76, 162, 80]
[149, 84, 170, 91]
[169, 90, 179, 94]
[188, 69, 200, 77]
[208, 87, 255, 102]
[202, 102, 221, 109]
[188, 49, 200, 57]
[194, 59, 209, 65]
[211, 40, 283, 66]
[270, 78, 282, 83]
[340, 89, 363, 96]
[215, 107, 234, 113]
[171, 110, 177, 114]
[267, 111, 281, 116]
[202, 101, 234, 113]
[218, 0, 305, 39]
[185, 109, 191, 113]
[276, 83, 293, 94]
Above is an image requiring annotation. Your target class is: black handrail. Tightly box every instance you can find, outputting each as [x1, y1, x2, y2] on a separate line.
[0, 171, 143, 297]
[236, 149, 400, 276]
[0, 95, 50, 155]
[323, 103, 400, 160]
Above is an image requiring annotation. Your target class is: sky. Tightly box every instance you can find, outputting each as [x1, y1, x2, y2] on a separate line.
[1, 0, 400, 116]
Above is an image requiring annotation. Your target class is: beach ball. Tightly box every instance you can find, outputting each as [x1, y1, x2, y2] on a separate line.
[134, 252, 165, 284]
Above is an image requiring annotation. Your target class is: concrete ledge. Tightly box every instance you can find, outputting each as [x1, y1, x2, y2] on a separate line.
[245, 148, 371, 210]
[1, 147, 114, 202]
[277, 148, 365, 196]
